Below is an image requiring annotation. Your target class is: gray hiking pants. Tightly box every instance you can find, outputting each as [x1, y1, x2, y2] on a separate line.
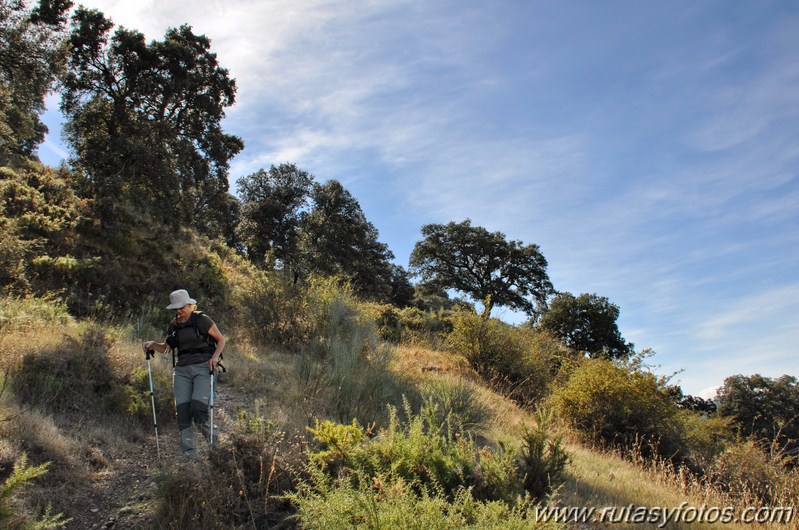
[173, 363, 216, 456]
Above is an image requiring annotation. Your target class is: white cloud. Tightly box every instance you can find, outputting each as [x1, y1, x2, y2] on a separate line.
[52, 1, 799, 398]
[695, 284, 799, 343]
[384, 137, 584, 230]
[697, 386, 719, 400]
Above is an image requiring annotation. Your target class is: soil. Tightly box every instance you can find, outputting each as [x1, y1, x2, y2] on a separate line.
[57, 372, 246, 530]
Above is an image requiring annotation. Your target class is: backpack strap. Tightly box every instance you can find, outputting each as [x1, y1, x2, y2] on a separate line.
[166, 312, 217, 367]
[190, 311, 218, 351]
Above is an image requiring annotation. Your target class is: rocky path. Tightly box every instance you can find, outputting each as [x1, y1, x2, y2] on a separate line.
[64, 373, 243, 530]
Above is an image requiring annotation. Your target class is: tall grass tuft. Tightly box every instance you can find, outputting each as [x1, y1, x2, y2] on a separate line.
[0, 295, 74, 385]
[419, 376, 489, 437]
[0, 295, 73, 335]
[296, 295, 414, 426]
[584, 434, 799, 529]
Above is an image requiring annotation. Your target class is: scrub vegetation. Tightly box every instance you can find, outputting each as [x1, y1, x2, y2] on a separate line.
[2, 2, 798, 528]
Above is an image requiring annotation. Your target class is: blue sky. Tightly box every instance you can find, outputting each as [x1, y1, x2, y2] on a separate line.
[39, 1, 799, 398]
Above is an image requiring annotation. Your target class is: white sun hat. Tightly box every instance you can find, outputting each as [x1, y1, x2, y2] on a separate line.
[166, 289, 196, 310]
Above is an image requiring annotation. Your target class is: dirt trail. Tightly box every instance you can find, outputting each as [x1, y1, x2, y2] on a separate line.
[63, 372, 245, 530]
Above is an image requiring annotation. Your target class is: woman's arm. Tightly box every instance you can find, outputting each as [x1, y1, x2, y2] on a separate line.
[143, 340, 170, 354]
[207, 323, 225, 371]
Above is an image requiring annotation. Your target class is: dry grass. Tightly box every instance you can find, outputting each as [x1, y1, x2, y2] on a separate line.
[392, 343, 798, 530]
[2, 295, 796, 529]
[558, 443, 796, 529]
[223, 340, 314, 436]
[0, 297, 175, 526]
[1, 405, 81, 467]
[0, 302, 71, 376]
[392, 344, 475, 379]
[559, 444, 702, 529]
[0, 297, 81, 461]
[392, 343, 534, 440]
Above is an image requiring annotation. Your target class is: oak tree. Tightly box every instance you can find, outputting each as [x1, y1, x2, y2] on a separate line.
[716, 374, 799, 450]
[0, 0, 72, 164]
[538, 292, 632, 359]
[409, 219, 553, 317]
[237, 163, 313, 268]
[60, 7, 243, 238]
[298, 179, 398, 301]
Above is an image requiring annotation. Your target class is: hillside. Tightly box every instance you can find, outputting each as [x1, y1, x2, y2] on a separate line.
[2, 3, 796, 527]
[1, 296, 794, 530]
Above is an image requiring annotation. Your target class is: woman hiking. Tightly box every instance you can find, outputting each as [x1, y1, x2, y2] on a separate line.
[143, 289, 225, 456]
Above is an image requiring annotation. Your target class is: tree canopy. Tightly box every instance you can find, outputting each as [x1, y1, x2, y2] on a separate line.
[60, 7, 243, 237]
[237, 163, 313, 268]
[537, 292, 632, 359]
[235, 167, 411, 304]
[716, 374, 799, 451]
[0, 0, 72, 165]
[299, 179, 400, 302]
[409, 219, 553, 317]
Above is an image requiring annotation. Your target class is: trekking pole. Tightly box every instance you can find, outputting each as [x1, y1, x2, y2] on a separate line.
[209, 366, 216, 447]
[145, 348, 161, 460]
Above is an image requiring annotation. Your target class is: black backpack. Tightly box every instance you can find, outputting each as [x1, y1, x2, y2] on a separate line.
[166, 311, 218, 365]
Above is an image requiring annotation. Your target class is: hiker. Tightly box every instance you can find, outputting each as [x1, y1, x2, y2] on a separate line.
[143, 289, 225, 456]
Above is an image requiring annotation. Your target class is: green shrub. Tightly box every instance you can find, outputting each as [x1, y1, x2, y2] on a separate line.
[359, 302, 403, 343]
[291, 466, 558, 530]
[0, 453, 70, 529]
[16, 206, 235, 318]
[0, 163, 84, 294]
[307, 402, 521, 504]
[518, 409, 570, 499]
[397, 306, 427, 331]
[176, 249, 229, 316]
[358, 304, 453, 348]
[27, 255, 105, 309]
[676, 409, 734, 470]
[231, 271, 349, 350]
[709, 439, 798, 505]
[550, 358, 678, 454]
[0, 220, 32, 291]
[446, 309, 566, 405]
[397, 306, 452, 347]
[298, 405, 567, 528]
[307, 419, 368, 468]
[716, 373, 799, 455]
[117, 364, 173, 425]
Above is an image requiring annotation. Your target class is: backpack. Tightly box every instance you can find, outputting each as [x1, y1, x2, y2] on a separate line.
[166, 311, 219, 366]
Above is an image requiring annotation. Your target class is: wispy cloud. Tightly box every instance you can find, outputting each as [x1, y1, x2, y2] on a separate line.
[695, 284, 799, 343]
[59, 1, 799, 396]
